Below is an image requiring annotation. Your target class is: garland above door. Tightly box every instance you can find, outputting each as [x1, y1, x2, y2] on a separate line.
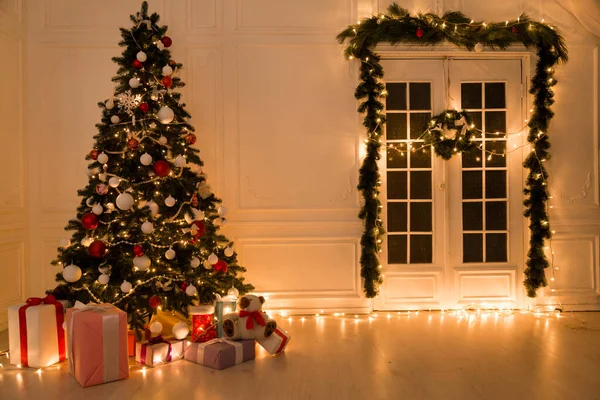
[337, 4, 567, 299]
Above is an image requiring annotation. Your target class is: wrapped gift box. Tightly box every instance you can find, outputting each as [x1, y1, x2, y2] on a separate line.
[146, 310, 188, 339]
[257, 327, 291, 355]
[128, 330, 136, 357]
[214, 294, 237, 338]
[190, 305, 217, 342]
[135, 335, 186, 367]
[184, 339, 254, 370]
[8, 295, 68, 368]
[66, 302, 129, 387]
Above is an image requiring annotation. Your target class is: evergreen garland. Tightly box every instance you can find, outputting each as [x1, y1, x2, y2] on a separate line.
[423, 110, 476, 160]
[337, 4, 568, 298]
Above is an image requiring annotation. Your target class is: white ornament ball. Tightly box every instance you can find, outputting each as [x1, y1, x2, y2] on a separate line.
[98, 265, 110, 274]
[129, 77, 140, 88]
[172, 321, 189, 340]
[133, 255, 151, 271]
[136, 51, 147, 62]
[86, 168, 96, 177]
[190, 257, 201, 268]
[227, 287, 239, 298]
[110, 115, 120, 124]
[141, 221, 154, 234]
[224, 247, 234, 257]
[203, 260, 213, 269]
[158, 136, 167, 145]
[165, 195, 176, 207]
[92, 204, 104, 215]
[108, 177, 120, 188]
[98, 173, 108, 182]
[218, 206, 228, 217]
[81, 237, 93, 247]
[165, 248, 176, 260]
[97, 152, 109, 164]
[474, 43, 483, 52]
[106, 98, 115, 110]
[174, 155, 186, 167]
[149, 321, 163, 334]
[116, 192, 134, 210]
[185, 284, 198, 296]
[86, 196, 96, 207]
[59, 238, 71, 248]
[162, 65, 173, 76]
[120, 280, 133, 293]
[63, 264, 82, 283]
[140, 152, 153, 166]
[98, 273, 110, 285]
[147, 201, 159, 216]
[157, 106, 174, 124]
[213, 218, 223, 227]
[208, 253, 218, 265]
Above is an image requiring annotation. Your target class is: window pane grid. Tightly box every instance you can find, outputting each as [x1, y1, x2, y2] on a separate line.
[461, 82, 508, 263]
[385, 81, 433, 264]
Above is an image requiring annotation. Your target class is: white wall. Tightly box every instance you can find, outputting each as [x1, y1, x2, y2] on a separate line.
[20, 0, 600, 313]
[0, 0, 26, 330]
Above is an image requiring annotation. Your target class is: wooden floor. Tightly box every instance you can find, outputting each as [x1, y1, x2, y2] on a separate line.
[1, 311, 600, 400]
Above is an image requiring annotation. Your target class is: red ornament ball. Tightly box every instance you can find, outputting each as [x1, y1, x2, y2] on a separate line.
[81, 213, 99, 230]
[133, 59, 143, 69]
[139, 102, 149, 113]
[149, 295, 162, 309]
[179, 282, 189, 292]
[133, 245, 145, 257]
[185, 133, 197, 145]
[96, 184, 108, 195]
[511, 26, 519, 34]
[127, 138, 140, 150]
[161, 36, 172, 47]
[416, 27, 424, 38]
[90, 149, 99, 160]
[169, 60, 176, 67]
[161, 76, 173, 88]
[190, 220, 206, 237]
[88, 240, 107, 258]
[214, 260, 228, 273]
[153, 160, 171, 177]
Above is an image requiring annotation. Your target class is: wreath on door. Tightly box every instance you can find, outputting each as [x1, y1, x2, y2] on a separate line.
[424, 110, 476, 160]
[338, 4, 567, 298]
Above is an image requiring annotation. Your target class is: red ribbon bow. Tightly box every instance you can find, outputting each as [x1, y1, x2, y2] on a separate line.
[19, 294, 65, 367]
[239, 310, 266, 330]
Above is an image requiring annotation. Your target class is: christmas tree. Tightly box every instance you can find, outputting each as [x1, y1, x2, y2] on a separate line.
[51, 2, 253, 332]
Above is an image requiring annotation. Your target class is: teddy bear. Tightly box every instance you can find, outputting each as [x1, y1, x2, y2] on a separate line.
[222, 294, 277, 340]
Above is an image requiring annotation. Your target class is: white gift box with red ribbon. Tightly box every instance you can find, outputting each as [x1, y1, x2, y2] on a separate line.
[257, 326, 291, 355]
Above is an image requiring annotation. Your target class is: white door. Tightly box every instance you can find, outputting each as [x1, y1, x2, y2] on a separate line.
[377, 57, 525, 310]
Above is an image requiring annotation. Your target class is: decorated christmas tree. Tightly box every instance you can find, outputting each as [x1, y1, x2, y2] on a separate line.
[51, 2, 253, 332]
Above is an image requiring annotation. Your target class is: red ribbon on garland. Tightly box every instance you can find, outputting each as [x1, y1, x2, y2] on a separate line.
[238, 310, 266, 330]
[18, 294, 66, 367]
[140, 335, 172, 364]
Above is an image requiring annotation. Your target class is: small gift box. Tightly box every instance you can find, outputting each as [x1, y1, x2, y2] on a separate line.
[135, 335, 186, 367]
[184, 339, 255, 370]
[257, 327, 291, 355]
[66, 302, 129, 387]
[215, 293, 237, 338]
[191, 305, 217, 342]
[7, 295, 68, 368]
[128, 330, 136, 357]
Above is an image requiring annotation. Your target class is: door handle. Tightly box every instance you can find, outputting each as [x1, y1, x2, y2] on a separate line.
[438, 183, 446, 190]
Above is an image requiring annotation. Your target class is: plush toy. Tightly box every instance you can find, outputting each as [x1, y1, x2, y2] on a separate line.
[222, 294, 277, 340]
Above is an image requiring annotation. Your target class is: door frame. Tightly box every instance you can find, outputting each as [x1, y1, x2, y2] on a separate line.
[372, 45, 533, 311]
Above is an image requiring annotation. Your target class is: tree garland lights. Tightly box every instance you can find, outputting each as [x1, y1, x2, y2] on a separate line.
[337, 4, 567, 298]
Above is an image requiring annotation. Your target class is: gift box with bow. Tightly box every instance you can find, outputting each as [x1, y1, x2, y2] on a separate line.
[66, 302, 129, 387]
[184, 338, 255, 370]
[7, 295, 68, 368]
[135, 335, 186, 367]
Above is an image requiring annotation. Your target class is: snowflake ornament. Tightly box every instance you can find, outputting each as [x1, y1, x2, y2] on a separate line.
[117, 90, 142, 116]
